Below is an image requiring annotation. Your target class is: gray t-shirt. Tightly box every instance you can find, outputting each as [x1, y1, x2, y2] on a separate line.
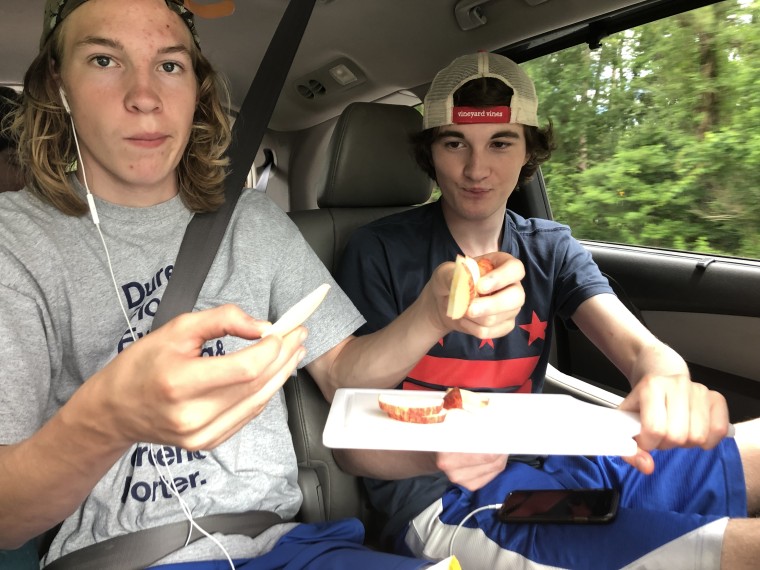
[0, 181, 364, 564]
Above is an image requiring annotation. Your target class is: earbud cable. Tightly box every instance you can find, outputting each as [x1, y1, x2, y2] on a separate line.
[66, 104, 236, 569]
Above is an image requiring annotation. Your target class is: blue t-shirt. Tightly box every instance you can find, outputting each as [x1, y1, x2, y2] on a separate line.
[336, 199, 614, 540]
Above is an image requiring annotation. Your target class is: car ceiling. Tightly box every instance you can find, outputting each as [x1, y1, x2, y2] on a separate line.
[2, 0, 670, 132]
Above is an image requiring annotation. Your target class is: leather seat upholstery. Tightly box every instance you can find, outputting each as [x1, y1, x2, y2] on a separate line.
[289, 101, 432, 274]
[286, 102, 431, 529]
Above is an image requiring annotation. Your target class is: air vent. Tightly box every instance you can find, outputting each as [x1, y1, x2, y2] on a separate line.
[296, 79, 327, 100]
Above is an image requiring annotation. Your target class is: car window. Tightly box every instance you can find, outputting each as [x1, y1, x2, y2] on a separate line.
[522, 0, 759, 261]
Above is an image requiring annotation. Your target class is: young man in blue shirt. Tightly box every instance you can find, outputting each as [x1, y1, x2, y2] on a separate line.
[335, 52, 759, 569]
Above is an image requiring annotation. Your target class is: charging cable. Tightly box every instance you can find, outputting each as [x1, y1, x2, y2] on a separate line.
[62, 89, 236, 569]
[448, 503, 502, 558]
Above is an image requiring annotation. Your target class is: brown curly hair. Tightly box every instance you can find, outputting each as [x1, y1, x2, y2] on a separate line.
[412, 77, 555, 185]
[12, 22, 231, 216]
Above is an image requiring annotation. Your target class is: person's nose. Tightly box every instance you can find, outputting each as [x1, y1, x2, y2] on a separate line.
[124, 69, 162, 114]
[463, 148, 490, 182]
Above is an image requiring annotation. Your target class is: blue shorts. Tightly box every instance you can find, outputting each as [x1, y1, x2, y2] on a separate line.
[401, 439, 746, 569]
[153, 517, 429, 570]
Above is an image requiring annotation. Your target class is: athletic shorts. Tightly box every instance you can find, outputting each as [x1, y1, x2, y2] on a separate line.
[152, 517, 429, 570]
[400, 439, 746, 570]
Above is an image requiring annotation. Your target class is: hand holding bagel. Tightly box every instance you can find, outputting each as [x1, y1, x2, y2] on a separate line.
[447, 255, 496, 319]
[439, 252, 525, 339]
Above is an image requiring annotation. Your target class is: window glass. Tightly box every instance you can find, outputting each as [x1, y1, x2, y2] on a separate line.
[522, 0, 760, 259]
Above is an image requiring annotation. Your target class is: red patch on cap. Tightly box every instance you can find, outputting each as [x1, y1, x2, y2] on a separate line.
[452, 106, 511, 124]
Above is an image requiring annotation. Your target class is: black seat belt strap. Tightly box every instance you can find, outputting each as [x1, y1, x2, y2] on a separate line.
[152, 0, 317, 329]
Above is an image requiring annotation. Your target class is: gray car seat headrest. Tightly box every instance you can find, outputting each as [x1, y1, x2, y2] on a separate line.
[317, 102, 433, 208]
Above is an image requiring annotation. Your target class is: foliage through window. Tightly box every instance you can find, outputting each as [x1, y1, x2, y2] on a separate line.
[522, 0, 759, 259]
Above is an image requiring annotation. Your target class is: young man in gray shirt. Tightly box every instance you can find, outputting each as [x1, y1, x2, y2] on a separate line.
[0, 1, 527, 568]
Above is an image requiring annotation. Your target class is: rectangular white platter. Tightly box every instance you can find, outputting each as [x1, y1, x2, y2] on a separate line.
[323, 388, 641, 456]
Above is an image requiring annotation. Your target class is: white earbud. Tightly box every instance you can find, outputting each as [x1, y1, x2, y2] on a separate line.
[59, 86, 71, 114]
[57, 85, 98, 224]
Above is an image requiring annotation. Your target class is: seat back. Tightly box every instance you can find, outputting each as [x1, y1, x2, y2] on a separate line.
[286, 102, 431, 530]
[289, 101, 432, 273]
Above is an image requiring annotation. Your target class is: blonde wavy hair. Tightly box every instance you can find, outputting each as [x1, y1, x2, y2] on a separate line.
[12, 23, 232, 216]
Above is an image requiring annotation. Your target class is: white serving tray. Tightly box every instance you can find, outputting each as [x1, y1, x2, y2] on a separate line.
[323, 388, 641, 456]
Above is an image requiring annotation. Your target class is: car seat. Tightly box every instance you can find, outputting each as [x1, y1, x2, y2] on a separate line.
[288, 102, 433, 274]
[286, 101, 432, 538]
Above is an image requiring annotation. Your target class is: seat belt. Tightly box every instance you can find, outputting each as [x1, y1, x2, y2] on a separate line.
[44, 511, 286, 570]
[43, 1, 316, 568]
[254, 148, 275, 191]
[152, 0, 317, 329]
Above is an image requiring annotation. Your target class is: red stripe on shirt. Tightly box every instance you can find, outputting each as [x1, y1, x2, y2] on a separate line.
[404, 355, 537, 392]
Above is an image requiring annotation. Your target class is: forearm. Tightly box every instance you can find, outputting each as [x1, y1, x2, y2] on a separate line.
[0, 379, 129, 548]
[595, 319, 690, 389]
[573, 294, 689, 387]
[574, 295, 729, 459]
[317, 283, 448, 400]
[626, 340, 690, 387]
[333, 447, 439, 480]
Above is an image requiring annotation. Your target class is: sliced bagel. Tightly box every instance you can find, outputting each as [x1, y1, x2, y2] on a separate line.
[378, 394, 446, 423]
[446, 255, 480, 319]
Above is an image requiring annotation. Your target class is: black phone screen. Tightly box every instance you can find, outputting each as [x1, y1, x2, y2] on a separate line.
[497, 488, 619, 524]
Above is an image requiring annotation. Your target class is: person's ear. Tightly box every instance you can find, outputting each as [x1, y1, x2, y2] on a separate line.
[49, 55, 61, 82]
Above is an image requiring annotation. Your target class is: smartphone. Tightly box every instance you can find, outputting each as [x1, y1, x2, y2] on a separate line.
[497, 488, 619, 524]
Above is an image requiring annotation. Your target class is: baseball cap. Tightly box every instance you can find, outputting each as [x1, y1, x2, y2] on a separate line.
[40, 0, 200, 50]
[422, 52, 539, 130]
